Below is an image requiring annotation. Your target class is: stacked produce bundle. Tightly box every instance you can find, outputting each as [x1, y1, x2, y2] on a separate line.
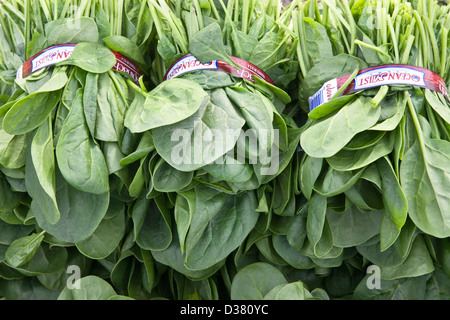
[0, 0, 449, 301]
[121, 0, 310, 299]
[0, 0, 155, 299]
[294, 0, 450, 298]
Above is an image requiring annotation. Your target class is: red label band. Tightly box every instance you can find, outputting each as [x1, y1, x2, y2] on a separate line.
[16, 44, 142, 84]
[163, 54, 276, 86]
[111, 51, 142, 83]
[309, 64, 450, 111]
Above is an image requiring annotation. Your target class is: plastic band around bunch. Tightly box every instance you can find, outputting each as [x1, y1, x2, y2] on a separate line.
[309, 65, 450, 111]
[16, 44, 142, 84]
[163, 53, 276, 86]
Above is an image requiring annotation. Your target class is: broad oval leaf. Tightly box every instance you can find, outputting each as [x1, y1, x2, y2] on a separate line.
[46, 17, 99, 45]
[0, 129, 30, 169]
[264, 281, 316, 300]
[300, 96, 381, 158]
[326, 130, 395, 171]
[5, 232, 45, 268]
[184, 185, 259, 270]
[400, 138, 450, 238]
[58, 42, 116, 73]
[3, 91, 60, 136]
[328, 206, 382, 248]
[58, 275, 117, 300]
[230, 262, 287, 300]
[125, 78, 209, 133]
[56, 88, 109, 194]
[135, 198, 172, 251]
[75, 198, 126, 259]
[152, 159, 194, 193]
[12, 243, 68, 276]
[152, 89, 245, 172]
[151, 232, 225, 280]
[32, 170, 110, 244]
[29, 118, 60, 224]
[103, 35, 146, 66]
[377, 157, 407, 230]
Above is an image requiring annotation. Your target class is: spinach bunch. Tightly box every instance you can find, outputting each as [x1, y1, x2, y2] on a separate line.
[118, 0, 305, 284]
[0, 0, 308, 300]
[0, 0, 157, 298]
[1, 0, 449, 301]
[292, 0, 450, 297]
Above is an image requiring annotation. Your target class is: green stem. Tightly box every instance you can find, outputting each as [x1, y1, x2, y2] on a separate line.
[135, 0, 148, 45]
[297, 4, 310, 72]
[322, 0, 350, 31]
[148, 0, 188, 53]
[164, 2, 189, 50]
[400, 34, 415, 64]
[217, 0, 236, 33]
[193, 0, 204, 30]
[208, 0, 222, 23]
[24, 0, 31, 60]
[0, 8, 14, 53]
[89, 0, 96, 18]
[423, 15, 440, 72]
[391, 5, 400, 22]
[336, 16, 351, 54]
[386, 14, 399, 64]
[425, 103, 440, 139]
[174, 0, 181, 18]
[60, 0, 73, 18]
[4, 0, 26, 21]
[226, 0, 234, 21]
[354, 39, 391, 57]
[428, 0, 435, 21]
[107, 70, 128, 108]
[341, 0, 356, 56]
[280, 0, 296, 26]
[331, 65, 360, 101]
[322, 1, 329, 27]
[266, 14, 296, 38]
[274, 0, 281, 21]
[395, 15, 402, 48]
[75, 0, 89, 19]
[148, 2, 163, 40]
[116, 0, 124, 35]
[292, 10, 307, 78]
[37, 230, 46, 238]
[241, 0, 250, 34]
[313, 0, 322, 24]
[406, 94, 425, 151]
[378, 5, 388, 46]
[440, 27, 448, 79]
[371, 85, 389, 108]
[413, 10, 429, 69]
[233, 0, 239, 23]
[52, 0, 56, 19]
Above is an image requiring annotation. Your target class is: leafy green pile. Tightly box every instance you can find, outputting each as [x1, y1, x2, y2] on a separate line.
[0, 0, 449, 301]
[294, 0, 450, 298]
[0, 0, 156, 299]
[117, 0, 308, 297]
